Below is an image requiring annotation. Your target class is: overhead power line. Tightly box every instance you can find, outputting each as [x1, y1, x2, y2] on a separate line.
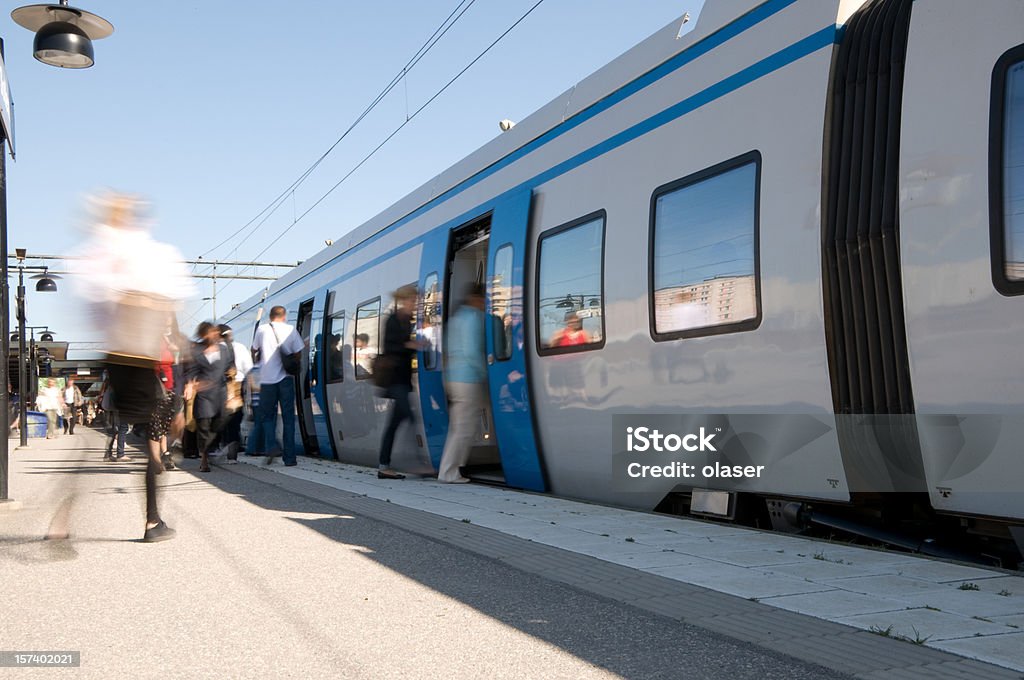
[202, 0, 481, 263]
[250, 0, 548, 262]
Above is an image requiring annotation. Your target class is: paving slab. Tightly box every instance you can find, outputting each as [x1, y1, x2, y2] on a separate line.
[838, 607, 1020, 642]
[931, 632, 1024, 672]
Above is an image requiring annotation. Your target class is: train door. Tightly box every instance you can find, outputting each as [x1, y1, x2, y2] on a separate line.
[294, 296, 329, 457]
[484, 189, 545, 491]
[445, 217, 503, 480]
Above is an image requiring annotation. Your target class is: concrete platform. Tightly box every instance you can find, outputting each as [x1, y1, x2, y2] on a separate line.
[232, 450, 1024, 673]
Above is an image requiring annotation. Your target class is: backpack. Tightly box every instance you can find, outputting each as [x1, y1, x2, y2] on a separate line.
[270, 324, 302, 376]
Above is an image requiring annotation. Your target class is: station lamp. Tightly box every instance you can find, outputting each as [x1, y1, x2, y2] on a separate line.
[11, 0, 113, 69]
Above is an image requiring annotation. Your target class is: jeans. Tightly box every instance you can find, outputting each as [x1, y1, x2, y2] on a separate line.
[259, 378, 296, 465]
[245, 418, 264, 455]
[106, 414, 129, 458]
[379, 384, 413, 468]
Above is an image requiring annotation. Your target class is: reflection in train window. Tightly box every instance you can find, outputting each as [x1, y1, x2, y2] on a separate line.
[324, 292, 345, 384]
[1003, 61, 1024, 282]
[354, 299, 380, 380]
[420, 272, 441, 370]
[537, 212, 605, 355]
[491, 245, 514, 361]
[652, 156, 759, 339]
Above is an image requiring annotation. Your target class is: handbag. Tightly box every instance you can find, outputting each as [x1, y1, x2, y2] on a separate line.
[271, 324, 302, 376]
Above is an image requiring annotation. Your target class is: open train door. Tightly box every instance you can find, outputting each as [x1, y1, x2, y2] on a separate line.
[484, 189, 546, 492]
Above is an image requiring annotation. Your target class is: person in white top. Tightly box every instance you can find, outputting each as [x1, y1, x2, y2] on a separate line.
[62, 376, 83, 435]
[218, 324, 253, 462]
[250, 306, 304, 466]
[36, 378, 64, 439]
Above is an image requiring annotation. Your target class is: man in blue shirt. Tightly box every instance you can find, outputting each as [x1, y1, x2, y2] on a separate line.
[438, 284, 487, 483]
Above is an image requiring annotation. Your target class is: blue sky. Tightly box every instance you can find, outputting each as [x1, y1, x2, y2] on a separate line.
[4, 0, 700, 349]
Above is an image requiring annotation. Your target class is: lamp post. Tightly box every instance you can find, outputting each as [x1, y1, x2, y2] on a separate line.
[0, 2, 113, 502]
[13, 251, 57, 447]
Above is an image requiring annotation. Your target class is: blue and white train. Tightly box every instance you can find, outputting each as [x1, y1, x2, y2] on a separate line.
[223, 0, 1024, 564]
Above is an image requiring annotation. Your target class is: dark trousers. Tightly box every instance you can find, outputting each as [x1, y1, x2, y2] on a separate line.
[222, 410, 243, 459]
[196, 413, 228, 456]
[64, 405, 78, 434]
[379, 384, 412, 468]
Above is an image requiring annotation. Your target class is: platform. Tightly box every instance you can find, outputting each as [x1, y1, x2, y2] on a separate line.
[234, 451, 1024, 675]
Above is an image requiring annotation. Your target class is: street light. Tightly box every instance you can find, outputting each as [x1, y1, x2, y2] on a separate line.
[0, 3, 112, 503]
[11, 1, 113, 69]
[14, 250, 57, 447]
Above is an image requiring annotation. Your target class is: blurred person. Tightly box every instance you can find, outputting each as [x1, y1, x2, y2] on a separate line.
[354, 333, 373, 378]
[73, 191, 196, 542]
[376, 285, 425, 480]
[218, 323, 252, 463]
[99, 378, 130, 461]
[550, 311, 591, 347]
[63, 376, 83, 435]
[251, 305, 304, 466]
[186, 322, 231, 473]
[437, 284, 486, 484]
[36, 378, 63, 439]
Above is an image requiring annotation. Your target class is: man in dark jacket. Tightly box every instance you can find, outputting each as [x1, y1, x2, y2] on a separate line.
[376, 285, 422, 479]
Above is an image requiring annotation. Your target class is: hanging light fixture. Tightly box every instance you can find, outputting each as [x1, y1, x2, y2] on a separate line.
[11, 0, 114, 69]
[31, 271, 60, 292]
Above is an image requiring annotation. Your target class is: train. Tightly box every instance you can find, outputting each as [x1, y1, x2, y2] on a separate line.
[222, 0, 1024, 566]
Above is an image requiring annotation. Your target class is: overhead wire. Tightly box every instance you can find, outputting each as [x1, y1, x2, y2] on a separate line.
[201, 0, 480, 263]
[249, 0, 548, 262]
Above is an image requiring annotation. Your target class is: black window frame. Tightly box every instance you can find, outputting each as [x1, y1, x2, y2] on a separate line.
[535, 209, 607, 357]
[990, 43, 1024, 297]
[324, 291, 346, 384]
[648, 150, 762, 342]
[353, 296, 381, 381]
[490, 243, 514, 362]
[420, 271, 441, 371]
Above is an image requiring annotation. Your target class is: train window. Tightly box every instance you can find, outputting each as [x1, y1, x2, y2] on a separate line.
[324, 292, 345, 384]
[353, 299, 380, 380]
[420, 273, 441, 370]
[650, 152, 761, 340]
[536, 211, 606, 355]
[491, 245, 514, 361]
[993, 49, 1024, 295]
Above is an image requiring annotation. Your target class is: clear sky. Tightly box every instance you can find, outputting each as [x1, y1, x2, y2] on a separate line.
[3, 0, 702, 352]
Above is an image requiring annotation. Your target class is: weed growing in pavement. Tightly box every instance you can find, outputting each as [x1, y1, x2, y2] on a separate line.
[998, 589, 1013, 597]
[958, 582, 981, 591]
[906, 627, 931, 645]
[812, 551, 849, 564]
[870, 625, 894, 638]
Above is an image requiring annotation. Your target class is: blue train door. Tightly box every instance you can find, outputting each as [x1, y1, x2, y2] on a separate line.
[484, 189, 546, 491]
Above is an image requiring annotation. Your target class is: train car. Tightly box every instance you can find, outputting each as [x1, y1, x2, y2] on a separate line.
[223, 0, 1024, 564]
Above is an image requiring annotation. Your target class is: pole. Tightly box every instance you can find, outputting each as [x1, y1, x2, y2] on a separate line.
[0, 36, 10, 501]
[212, 261, 217, 320]
[17, 265, 26, 447]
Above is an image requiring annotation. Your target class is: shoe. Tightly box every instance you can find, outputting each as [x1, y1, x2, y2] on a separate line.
[199, 463, 211, 473]
[103, 454, 114, 462]
[143, 521, 176, 543]
[243, 452, 263, 457]
[264, 449, 281, 466]
[442, 477, 471, 484]
[284, 461, 297, 467]
[377, 470, 405, 480]
[161, 453, 176, 471]
[114, 455, 132, 462]
[226, 459, 239, 465]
